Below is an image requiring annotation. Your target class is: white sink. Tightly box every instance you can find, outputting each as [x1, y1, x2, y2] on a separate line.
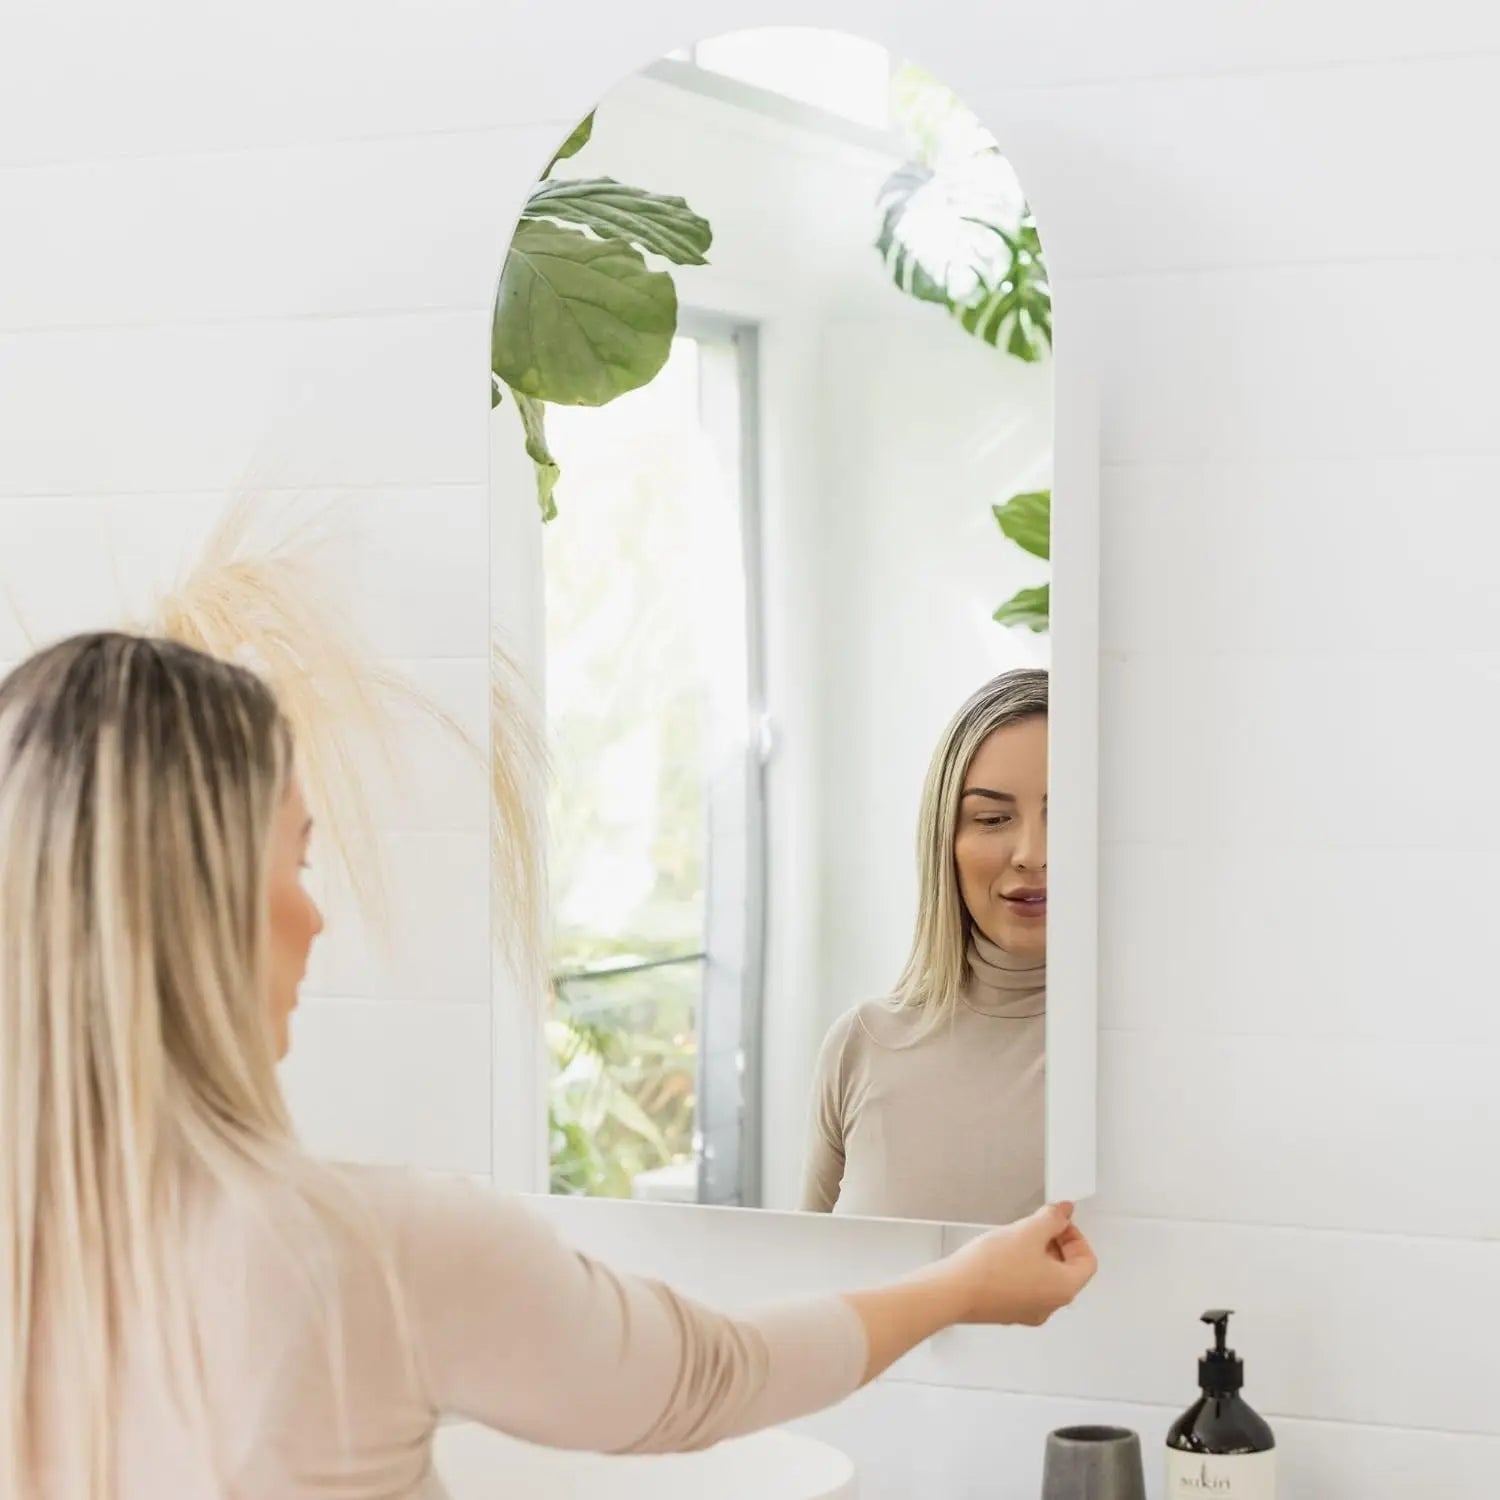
[433, 1423, 857, 1500]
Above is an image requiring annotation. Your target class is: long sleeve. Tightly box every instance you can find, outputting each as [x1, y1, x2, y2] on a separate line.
[799, 1012, 853, 1213]
[377, 1172, 868, 1455]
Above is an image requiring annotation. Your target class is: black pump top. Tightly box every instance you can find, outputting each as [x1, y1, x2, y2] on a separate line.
[1198, 1309, 1244, 1395]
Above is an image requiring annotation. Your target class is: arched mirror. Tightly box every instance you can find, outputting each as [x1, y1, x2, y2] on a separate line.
[490, 26, 1096, 1226]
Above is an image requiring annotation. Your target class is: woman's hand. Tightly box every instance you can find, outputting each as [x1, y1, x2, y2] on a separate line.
[842, 1202, 1097, 1383]
[941, 1202, 1098, 1326]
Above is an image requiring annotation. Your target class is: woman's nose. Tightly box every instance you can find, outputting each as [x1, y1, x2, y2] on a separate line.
[1013, 819, 1047, 871]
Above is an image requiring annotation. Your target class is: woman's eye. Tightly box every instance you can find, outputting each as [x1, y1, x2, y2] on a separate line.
[975, 816, 1011, 828]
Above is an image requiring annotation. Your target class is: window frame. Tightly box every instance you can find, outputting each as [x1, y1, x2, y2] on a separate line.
[679, 310, 767, 1208]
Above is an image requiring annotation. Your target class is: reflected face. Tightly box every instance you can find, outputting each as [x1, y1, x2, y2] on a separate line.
[266, 777, 323, 1059]
[953, 715, 1048, 959]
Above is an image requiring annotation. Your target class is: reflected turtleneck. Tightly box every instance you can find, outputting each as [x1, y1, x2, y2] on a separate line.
[964, 930, 1046, 1019]
[802, 930, 1048, 1224]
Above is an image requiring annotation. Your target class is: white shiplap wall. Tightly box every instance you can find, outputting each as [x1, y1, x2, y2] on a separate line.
[0, 484, 494, 1172]
[3, 1, 1497, 1496]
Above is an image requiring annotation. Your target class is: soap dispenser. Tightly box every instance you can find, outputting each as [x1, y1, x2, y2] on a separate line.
[1166, 1309, 1276, 1499]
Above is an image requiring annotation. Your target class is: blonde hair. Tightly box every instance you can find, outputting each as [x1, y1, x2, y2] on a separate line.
[890, 668, 1048, 1038]
[0, 633, 401, 1497]
[0, 497, 545, 1495]
[4, 492, 545, 988]
[139, 496, 547, 995]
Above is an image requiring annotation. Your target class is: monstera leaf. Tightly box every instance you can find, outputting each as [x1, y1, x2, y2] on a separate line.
[874, 163, 957, 306]
[877, 68, 1054, 632]
[492, 219, 678, 408]
[876, 66, 1050, 361]
[523, 178, 711, 267]
[876, 158, 1018, 302]
[877, 157, 1050, 359]
[956, 222, 1051, 361]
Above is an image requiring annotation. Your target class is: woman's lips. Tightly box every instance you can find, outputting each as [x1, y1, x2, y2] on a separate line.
[1002, 890, 1047, 918]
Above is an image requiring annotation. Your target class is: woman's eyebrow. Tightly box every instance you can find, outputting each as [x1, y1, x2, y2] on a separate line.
[960, 788, 1015, 801]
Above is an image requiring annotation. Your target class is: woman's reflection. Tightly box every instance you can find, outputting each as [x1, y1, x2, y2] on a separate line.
[801, 669, 1048, 1225]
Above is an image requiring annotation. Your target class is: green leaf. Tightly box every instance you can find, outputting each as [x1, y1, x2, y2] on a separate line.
[993, 488, 1050, 561]
[493, 219, 677, 407]
[875, 152, 1051, 361]
[955, 256, 1051, 357]
[524, 177, 712, 267]
[993, 583, 1050, 632]
[874, 163, 954, 306]
[958, 282, 1015, 346]
[600, 1086, 670, 1153]
[544, 111, 595, 176]
[512, 389, 561, 521]
[1006, 312, 1040, 360]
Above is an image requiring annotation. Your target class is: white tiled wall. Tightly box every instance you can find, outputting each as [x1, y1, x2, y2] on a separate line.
[0, 482, 493, 1173]
[4, 2, 1498, 1497]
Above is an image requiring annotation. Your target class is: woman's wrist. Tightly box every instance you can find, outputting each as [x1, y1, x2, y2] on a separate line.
[839, 1259, 972, 1384]
[905, 1256, 972, 1330]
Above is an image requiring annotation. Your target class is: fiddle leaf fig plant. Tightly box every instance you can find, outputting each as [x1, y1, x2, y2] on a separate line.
[544, 110, 596, 175]
[492, 109, 713, 519]
[493, 221, 679, 407]
[523, 177, 713, 266]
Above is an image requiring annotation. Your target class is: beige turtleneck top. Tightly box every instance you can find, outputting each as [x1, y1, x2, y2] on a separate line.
[800, 933, 1046, 1225]
[35, 1169, 868, 1499]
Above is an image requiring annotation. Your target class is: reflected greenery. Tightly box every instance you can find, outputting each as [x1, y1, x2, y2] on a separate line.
[548, 963, 699, 1197]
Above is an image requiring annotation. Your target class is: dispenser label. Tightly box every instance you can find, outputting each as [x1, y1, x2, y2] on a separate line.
[1166, 1450, 1276, 1499]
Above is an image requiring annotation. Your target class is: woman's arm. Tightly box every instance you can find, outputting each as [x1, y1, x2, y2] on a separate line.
[387, 1173, 866, 1453]
[385, 1175, 1095, 1455]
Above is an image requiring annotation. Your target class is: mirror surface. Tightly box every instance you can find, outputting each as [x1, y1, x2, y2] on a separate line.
[490, 27, 1080, 1225]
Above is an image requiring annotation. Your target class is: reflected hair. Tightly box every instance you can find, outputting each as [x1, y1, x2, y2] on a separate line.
[0, 633, 405, 1500]
[889, 668, 1048, 1039]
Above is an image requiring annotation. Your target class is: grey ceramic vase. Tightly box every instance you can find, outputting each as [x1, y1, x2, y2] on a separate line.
[1041, 1426, 1147, 1500]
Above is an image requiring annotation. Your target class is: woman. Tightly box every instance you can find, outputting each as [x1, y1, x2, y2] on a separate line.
[803, 669, 1049, 1225]
[0, 635, 1092, 1500]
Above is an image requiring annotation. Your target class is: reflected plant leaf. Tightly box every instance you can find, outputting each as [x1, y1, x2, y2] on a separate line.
[881, 64, 1054, 627]
[524, 177, 712, 267]
[512, 391, 561, 521]
[492, 221, 677, 408]
[993, 488, 1051, 562]
[993, 582, 1050, 632]
[492, 109, 711, 520]
[543, 110, 595, 176]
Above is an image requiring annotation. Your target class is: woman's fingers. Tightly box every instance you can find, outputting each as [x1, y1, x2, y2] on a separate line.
[1053, 1224, 1099, 1292]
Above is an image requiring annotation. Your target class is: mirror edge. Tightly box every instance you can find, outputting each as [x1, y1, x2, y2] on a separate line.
[1043, 313, 1100, 1205]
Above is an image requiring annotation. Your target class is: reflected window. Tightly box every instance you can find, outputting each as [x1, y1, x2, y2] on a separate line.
[544, 327, 762, 1205]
